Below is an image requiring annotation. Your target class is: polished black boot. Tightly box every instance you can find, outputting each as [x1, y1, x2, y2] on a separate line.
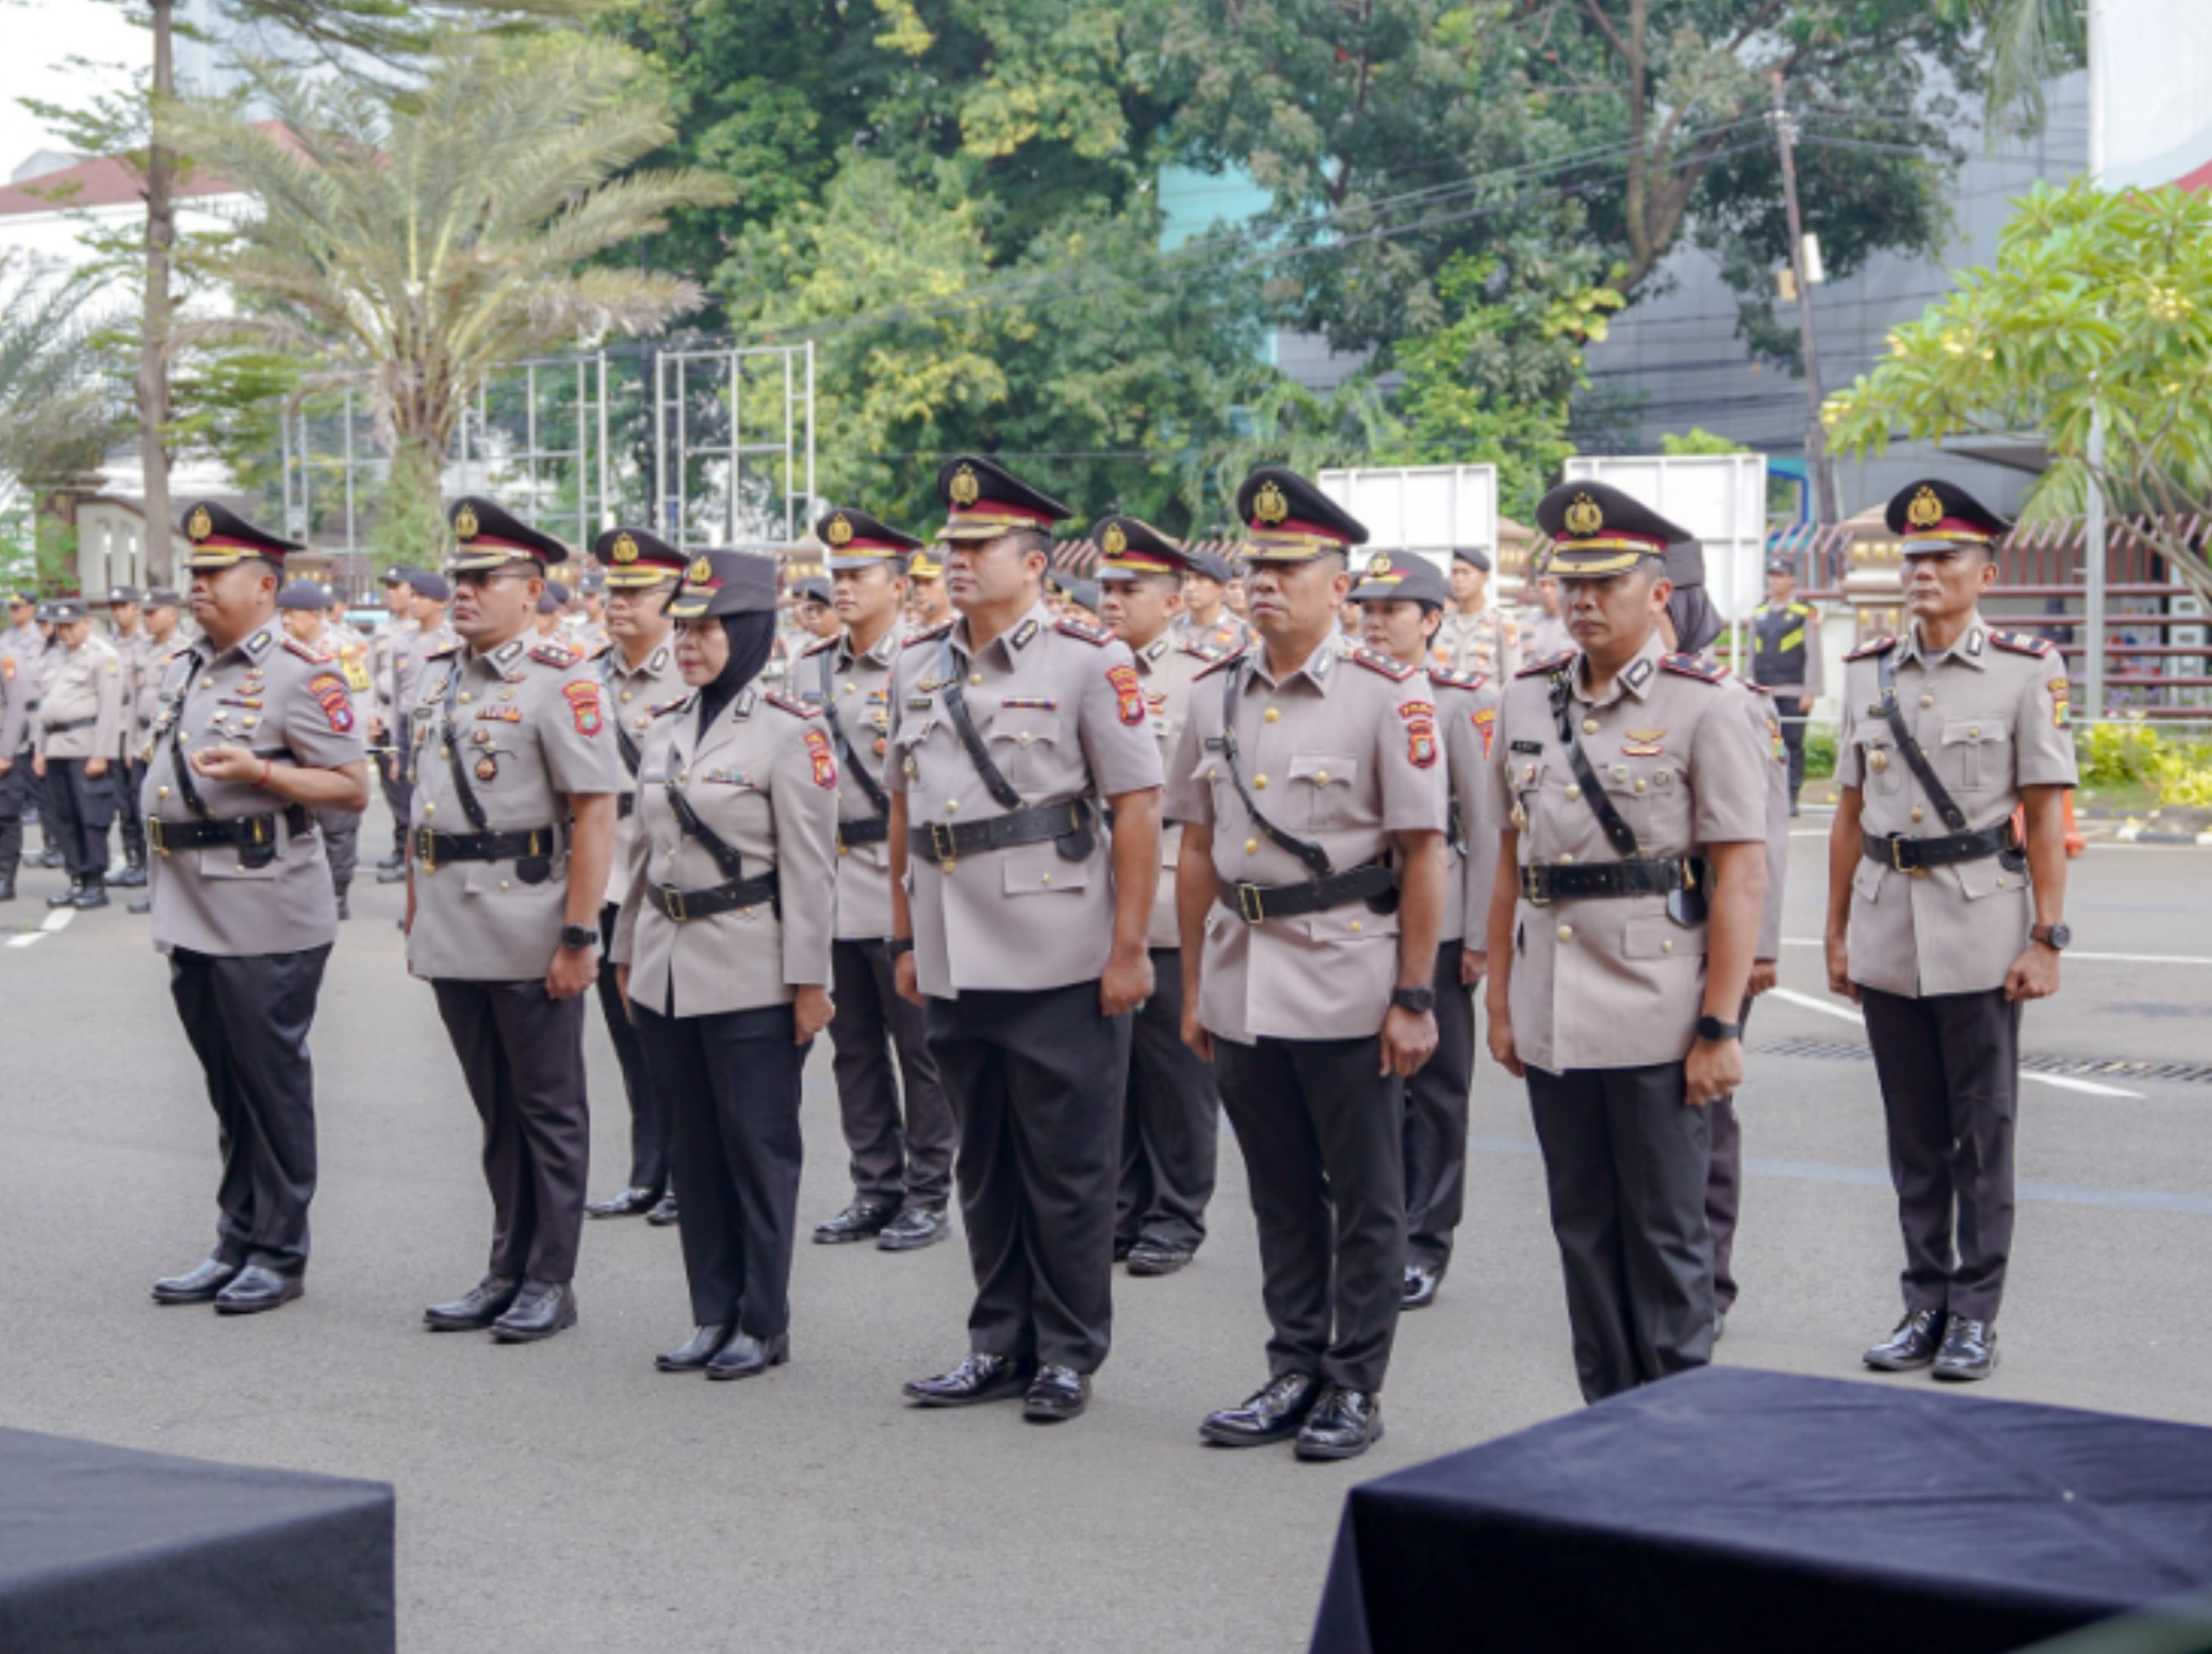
[1128, 1238, 1195, 1277]
[1200, 1373, 1321, 1447]
[1931, 1316, 1998, 1381]
[1401, 1261, 1443, 1309]
[1862, 1308, 1946, 1372]
[903, 1352, 1034, 1407]
[876, 1205, 951, 1251]
[73, 877, 110, 910]
[215, 1265, 305, 1315]
[706, 1331, 790, 1381]
[813, 1199, 896, 1244]
[46, 878, 81, 908]
[586, 1186, 659, 1219]
[656, 1323, 735, 1372]
[1022, 1365, 1089, 1423]
[1295, 1387, 1384, 1462]
[152, 1257, 239, 1304]
[490, 1280, 577, 1343]
[645, 1191, 680, 1226]
[424, 1274, 521, 1331]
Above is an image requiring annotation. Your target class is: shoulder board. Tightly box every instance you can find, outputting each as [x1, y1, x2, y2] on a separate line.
[1845, 636, 1897, 662]
[426, 642, 464, 661]
[1428, 665, 1487, 692]
[1175, 640, 1218, 662]
[281, 636, 334, 665]
[798, 634, 838, 658]
[530, 642, 581, 669]
[1990, 630, 2056, 659]
[1660, 653, 1726, 684]
[1743, 680, 1773, 697]
[763, 689, 820, 719]
[1054, 616, 1113, 647]
[904, 621, 956, 649]
[649, 694, 693, 720]
[587, 639, 615, 661]
[1351, 647, 1415, 684]
[1193, 646, 1247, 681]
[1515, 649, 1576, 680]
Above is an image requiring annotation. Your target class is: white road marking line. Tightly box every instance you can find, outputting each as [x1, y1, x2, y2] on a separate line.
[1779, 938, 2212, 968]
[41, 908, 73, 933]
[1763, 987, 2144, 1099]
[5, 931, 47, 949]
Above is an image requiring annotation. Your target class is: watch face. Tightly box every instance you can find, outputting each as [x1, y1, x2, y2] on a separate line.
[2047, 923, 2072, 949]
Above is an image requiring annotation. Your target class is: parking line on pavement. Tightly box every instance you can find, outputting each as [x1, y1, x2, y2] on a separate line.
[1764, 987, 2143, 1099]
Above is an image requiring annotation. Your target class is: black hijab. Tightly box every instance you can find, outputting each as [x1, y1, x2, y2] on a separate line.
[694, 611, 778, 731]
[1667, 584, 1725, 658]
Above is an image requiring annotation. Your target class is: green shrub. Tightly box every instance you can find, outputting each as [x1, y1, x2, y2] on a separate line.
[1803, 725, 1836, 780]
[2078, 716, 2212, 806]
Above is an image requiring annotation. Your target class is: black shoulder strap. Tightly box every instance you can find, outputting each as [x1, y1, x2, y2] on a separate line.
[934, 635, 1024, 812]
[1546, 667, 1639, 860]
[166, 652, 212, 820]
[818, 645, 890, 819]
[1218, 657, 1333, 879]
[600, 651, 644, 781]
[440, 660, 491, 833]
[661, 719, 746, 881]
[1875, 645, 1969, 833]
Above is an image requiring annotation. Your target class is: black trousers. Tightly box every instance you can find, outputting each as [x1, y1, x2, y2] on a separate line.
[1216, 1032, 1405, 1396]
[431, 979, 590, 1284]
[0, 750, 28, 878]
[1404, 939, 1476, 1273]
[1115, 947, 1219, 1251]
[595, 902, 667, 1195]
[926, 982, 1128, 1374]
[315, 807, 361, 890]
[44, 758, 115, 881]
[829, 937, 953, 1209]
[378, 719, 411, 856]
[1779, 697, 1808, 800]
[1528, 1061, 1714, 1403]
[117, 757, 147, 867]
[169, 944, 332, 1275]
[633, 1001, 807, 1335]
[1860, 986, 2021, 1325]
[1705, 996, 1755, 1312]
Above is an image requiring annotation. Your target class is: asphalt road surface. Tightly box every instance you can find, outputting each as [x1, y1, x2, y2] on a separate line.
[6, 816, 2212, 1652]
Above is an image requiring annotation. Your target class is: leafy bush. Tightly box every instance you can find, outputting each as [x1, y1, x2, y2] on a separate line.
[2079, 717, 2212, 807]
[1804, 724, 1836, 780]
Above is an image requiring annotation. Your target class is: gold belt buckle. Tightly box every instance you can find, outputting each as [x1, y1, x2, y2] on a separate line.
[660, 884, 688, 923]
[416, 824, 438, 873]
[146, 816, 168, 857]
[929, 820, 958, 871]
[1237, 882, 1265, 923]
[1889, 834, 1910, 873]
[1523, 860, 1552, 907]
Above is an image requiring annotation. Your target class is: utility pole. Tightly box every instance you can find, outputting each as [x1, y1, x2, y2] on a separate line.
[137, 0, 177, 586]
[2083, 0, 2108, 724]
[1770, 72, 1840, 525]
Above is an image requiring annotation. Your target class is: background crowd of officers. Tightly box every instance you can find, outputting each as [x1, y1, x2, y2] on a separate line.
[7, 458, 2071, 1454]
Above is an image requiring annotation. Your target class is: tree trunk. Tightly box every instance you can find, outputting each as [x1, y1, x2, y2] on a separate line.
[138, 0, 176, 583]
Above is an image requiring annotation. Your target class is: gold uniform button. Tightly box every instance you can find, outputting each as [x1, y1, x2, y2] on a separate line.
[1264, 707, 1280, 724]
[945, 800, 959, 814]
[424, 803, 436, 816]
[1040, 873, 1053, 886]
[1348, 920, 1363, 934]
[499, 880, 511, 891]
[620, 691, 633, 704]
[1315, 771, 1329, 785]
[1661, 939, 1674, 954]
[460, 693, 473, 705]
[1244, 838, 1259, 855]
[1968, 725, 1981, 738]
[1634, 779, 1648, 794]
[1254, 775, 1269, 790]
[970, 674, 983, 687]
[1995, 876, 2007, 889]
[1018, 732, 1031, 746]
[1582, 718, 1599, 735]
[1564, 784, 1581, 801]
[1557, 852, 1575, 866]
[842, 683, 855, 695]
[1919, 693, 1935, 709]
[1911, 807, 1924, 823]
[158, 785, 170, 800]
[1557, 924, 1575, 943]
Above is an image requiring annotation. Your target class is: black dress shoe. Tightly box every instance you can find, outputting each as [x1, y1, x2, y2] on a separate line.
[1295, 1387, 1384, 1462]
[128, 895, 152, 914]
[0, 878, 15, 903]
[814, 1199, 897, 1243]
[1931, 1316, 1999, 1381]
[214, 1265, 304, 1315]
[491, 1281, 577, 1344]
[376, 850, 403, 872]
[1862, 1307, 1946, 1371]
[1022, 1364, 1089, 1423]
[904, 1352, 1035, 1407]
[1128, 1238, 1195, 1277]
[706, 1330, 790, 1381]
[877, 1206, 951, 1251]
[587, 1186, 660, 1219]
[376, 863, 407, 885]
[646, 1192, 680, 1226]
[424, 1274, 522, 1331]
[1200, 1372, 1321, 1447]
[73, 882, 109, 909]
[1401, 1263, 1442, 1309]
[112, 864, 147, 889]
[46, 882, 81, 908]
[657, 1323, 736, 1372]
[33, 847, 64, 869]
[152, 1257, 240, 1304]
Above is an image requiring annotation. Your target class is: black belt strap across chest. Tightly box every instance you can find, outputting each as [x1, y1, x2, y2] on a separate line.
[600, 653, 645, 782]
[819, 647, 891, 823]
[936, 636, 1023, 812]
[653, 719, 780, 920]
[1536, 666, 1702, 917]
[922, 635, 1094, 864]
[1546, 668, 1641, 859]
[1874, 648, 1970, 833]
[441, 661, 494, 832]
[1220, 658, 1334, 879]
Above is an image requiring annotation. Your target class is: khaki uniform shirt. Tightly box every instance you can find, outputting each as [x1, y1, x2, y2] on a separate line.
[794, 626, 903, 942]
[34, 637, 123, 760]
[887, 600, 1164, 998]
[611, 686, 839, 1017]
[1165, 636, 1449, 1044]
[1431, 668, 1503, 946]
[1132, 632, 1216, 952]
[1172, 609, 1248, 658]
[134, 633, 192, 754]
[140, 625, 367, 956]
[1519, 609, 1572, 662]
[108, 630, 150, 757]
[372, 616, 415, 728]
[404, 635, 623, 981]
[0, 630, 34, 759]
[1836, 614, 2077, 998]
[1434, 607, 1520, 681]
[1735, 680, 1792, 960]
[596, 640, 688, 908]
[1489, 631, 1772, 1071]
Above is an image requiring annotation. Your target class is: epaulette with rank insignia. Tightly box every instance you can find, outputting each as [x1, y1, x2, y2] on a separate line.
[1176, 640, 1219, 663]
[1660, 652, 1726, 684]
[1845, 636, 1897, 662]
[1193, 646, 1247, 680]
[1429, 664, 1488, 692]
[1516, 649, 1575, 679]
[649, 694, 693, 720]
[763, 689, 821, 719]
[1053, 615, 1113, 647]
[281, 636, 335, 665]
[1990, 630, 2056, 659]
[799, 634, 838, 658]
[1744, 680, 1773, 697]
[426, 641, 463, 660]
[904, 620, 956, 649]
[530, 642, 581, 669]
[1351, 647, 1415, 683]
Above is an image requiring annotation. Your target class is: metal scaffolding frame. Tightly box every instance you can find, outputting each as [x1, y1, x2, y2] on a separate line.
[653, 341, 816, 551]
[456, 352, 613, 550]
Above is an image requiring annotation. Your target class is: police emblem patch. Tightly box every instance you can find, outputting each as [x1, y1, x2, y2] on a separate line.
[1107, 663, 1146, 726]
[563, 680, 602, 736]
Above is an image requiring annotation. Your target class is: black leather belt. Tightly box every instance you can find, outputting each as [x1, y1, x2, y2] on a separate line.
[412, 823, 558, 871]
[838, 816, 890, 851]
[42, 715, 94, 733]
[1519, 857, 1695, 905]
[909, 799, 1089, 867]
[1862, 823, 2012, 873]
[147, 804, 313, 859]
[651, 869, 779, 923]
[1220, 861, 1397, 925]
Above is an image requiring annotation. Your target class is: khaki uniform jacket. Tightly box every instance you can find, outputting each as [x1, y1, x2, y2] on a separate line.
[1519, 609, 1572, 662]
[1165, 636, 1449, 1044]
[612, 685, 839, 1018]
[596, 640, 688, 908]
[34, 637, 123, 760]
[795, 626, 903, 943]
[1434, 607, 1520, 681]
[1733, 680, 1792, 959]
[1489, 632, 1772, 1072]
[1172, 609, 1249, 658]
[1432, 667, 1503, 946]
[1836, 614, 2077, 998]
[404, 635, 623, 981]
[0, 627, 35, 757]
[134, 632, 193, 754]
[141, 625, 367, 956]
[1132, 632, 1216, 952]
[108, 630, 150, 758]
[887, 600, 1164, 998]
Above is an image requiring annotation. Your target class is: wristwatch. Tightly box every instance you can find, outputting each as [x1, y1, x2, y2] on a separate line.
[1695, 1014, 1742, 1043]
[559, 923, 596, 952]
[1390, 985, 1437, 1015]
[2030, 922, 2072, 952]
[887, 936, 915, 959]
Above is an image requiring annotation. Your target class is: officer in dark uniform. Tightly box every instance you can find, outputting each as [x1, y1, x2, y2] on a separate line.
[1748, 558, 1824, 815]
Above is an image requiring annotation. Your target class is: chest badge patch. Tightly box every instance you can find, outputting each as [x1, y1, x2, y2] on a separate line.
[803, 726, 839, 790]
[1621, 727, 1667, 759]
[1107, 663, 1146, 727]
[308, 672, 353, 734]
[1471, 705, 1497, 758]
[563, 680, 602, 737]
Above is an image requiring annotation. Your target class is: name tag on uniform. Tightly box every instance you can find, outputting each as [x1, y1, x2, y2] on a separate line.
[906, 696, 934, 711]
[475, 706, 523, 723]
[1203, 735, 1225, 751]
[1511, 739, 1543, 754]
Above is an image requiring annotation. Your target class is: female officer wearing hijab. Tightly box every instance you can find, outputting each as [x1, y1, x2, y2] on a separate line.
[612, 551, 840, 1379]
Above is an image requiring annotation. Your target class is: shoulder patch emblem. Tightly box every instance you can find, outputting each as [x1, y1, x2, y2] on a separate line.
[1471, 703, 1497, 758]
[1106, 662, 1146, 726]
[803, 726, 838, 789]
[562, 680, 602, 737]
[1401, 698, 1439, 769]
[1194, 647, 1247, 681]
[1352, 647, 1415, 683]
[1516, 649, 1576, 679]
[1660, 653, 1726, 684]
[1845, 636, 1897, 662]
[1990, 630, 2056, 659]
[531, 642, 581, 669]
[307, 671, 354, 734]
[764, 689, 820, 719]
[1054, 616, 1113, 647]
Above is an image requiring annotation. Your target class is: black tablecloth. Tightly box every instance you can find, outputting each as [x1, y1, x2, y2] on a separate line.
[1312, 1367, 2212, 1654]
[0, 1425, 395, 1653]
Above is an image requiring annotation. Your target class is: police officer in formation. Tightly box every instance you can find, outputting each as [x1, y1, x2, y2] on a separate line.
[800, 508, 956, 1253]
[1518, 560, 1572, 661]
[1748, 557, 1825, 815]
[104, 586, 154, 891]
[1093, 515, 1223, 1277]
[33, 596, 125, 910]
[0, 587, 37, 902]
[275, 578, 369, 918]
[126, 591, 193, 915]
[889, 455, 1163, 1424]
[143, 503, 371, 1314]
[370, 565, 422, 882]
[1832, 481, 2076, 1383]
[609, 549, 840, 1379]
[408, 498, 620, 1344]
[1431, 547, 1519, 680]
[581, 525, 692, 1227]
[1484, 482, 1771, 1404]
[1348, 551, 1502, 1311]
[902, 543, 952, 637]
[1172, 547, 1249, 657]
[1172, 469, 1448, 1461]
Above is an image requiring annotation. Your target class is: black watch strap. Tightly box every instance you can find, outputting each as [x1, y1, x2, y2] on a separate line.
[1391, 984, 1436, 1014]
[560, 923, 596, 951]
[887, 936, 915, 959]
[1696, 1014, 1741, 1042]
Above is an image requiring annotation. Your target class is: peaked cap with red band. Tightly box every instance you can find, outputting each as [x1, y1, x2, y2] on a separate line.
[1234, 466, 1368, 563]
[1536, 481, 1689, 578]
[591, 524, 689, 589]
[446, 495, 570, 573]
[666, 549, 780, 621]
[1884, 477, 2012, 554]
[934, 454, 1071, 543]
[1092, 514, 1194, 584]
[179, 500, 304, 571]
[816, 505, 925, 571]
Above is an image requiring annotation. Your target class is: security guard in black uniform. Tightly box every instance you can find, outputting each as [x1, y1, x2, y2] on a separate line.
[1748, 560, 1824, 815]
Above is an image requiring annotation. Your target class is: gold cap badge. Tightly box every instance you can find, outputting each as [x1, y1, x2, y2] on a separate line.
[1367, 553, 1394, 578]
[1102, 522, 1128, 556]
[611, 532, 639, 565]
[454, 504, 481, 542]
[187, 506, 213, 543]
[827, 513, 854, 548]
[1254, 481, 1289, 526]
[1563, 492, 1604, 539]
[1906, 486, 1943, 530]
[950, 464, 981, 508]
[688, 556, 714, 584]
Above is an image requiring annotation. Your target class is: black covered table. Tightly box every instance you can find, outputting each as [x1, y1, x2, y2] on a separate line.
[0, 1425, 394, 1653]
[1313, 1367, 2212, 1654]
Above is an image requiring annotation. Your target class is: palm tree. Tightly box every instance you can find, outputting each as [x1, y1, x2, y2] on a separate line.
[169, 34, 732, 559]
[1942, 0, 2086, 141]
[0, 255, 128, 574]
